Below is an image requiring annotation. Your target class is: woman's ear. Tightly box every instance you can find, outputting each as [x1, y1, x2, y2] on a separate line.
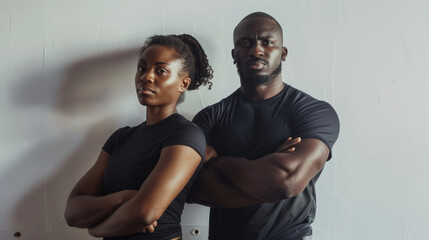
[179, 77, 191, 92]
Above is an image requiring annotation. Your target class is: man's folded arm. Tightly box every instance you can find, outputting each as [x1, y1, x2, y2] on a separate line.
[210, 138, 330, 202]
[187, 146, 262, 208]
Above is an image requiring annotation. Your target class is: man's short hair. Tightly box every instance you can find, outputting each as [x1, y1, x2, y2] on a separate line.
[234, 12, 283, 36]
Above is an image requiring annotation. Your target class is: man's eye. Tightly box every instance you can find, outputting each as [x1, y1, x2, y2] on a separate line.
[239, 41, 250, 47]
[263, 40, 273, 45]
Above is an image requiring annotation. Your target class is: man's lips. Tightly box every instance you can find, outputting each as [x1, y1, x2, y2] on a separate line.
[246, 59, 267, 70]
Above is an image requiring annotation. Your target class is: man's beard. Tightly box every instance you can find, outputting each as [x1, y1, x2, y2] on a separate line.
[237, 62, 282, 86]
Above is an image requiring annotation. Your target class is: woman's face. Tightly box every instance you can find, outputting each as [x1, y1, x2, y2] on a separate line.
[135, 45, 189, 107]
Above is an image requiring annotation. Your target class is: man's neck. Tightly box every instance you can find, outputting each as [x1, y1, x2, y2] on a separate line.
[240, 78, 286, 100]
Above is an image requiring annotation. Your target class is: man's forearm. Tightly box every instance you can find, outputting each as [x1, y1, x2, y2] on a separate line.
[211, 155, 289, 202]
[212, 139, 329, 201]
[187, 168, 261, 208]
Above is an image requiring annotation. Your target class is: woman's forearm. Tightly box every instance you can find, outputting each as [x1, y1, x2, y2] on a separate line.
[89, 145, 203, 237]
[65, 190, 137, 228]
[88, 197, 148, 238]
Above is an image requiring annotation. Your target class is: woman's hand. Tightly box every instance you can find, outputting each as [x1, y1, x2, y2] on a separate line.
[141, 221, 158, 233]
[88, 220, 158, 237]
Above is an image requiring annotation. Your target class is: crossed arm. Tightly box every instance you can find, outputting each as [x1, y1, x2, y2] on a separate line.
[65, 145, 201, 238]
[187, 137, 329, 208]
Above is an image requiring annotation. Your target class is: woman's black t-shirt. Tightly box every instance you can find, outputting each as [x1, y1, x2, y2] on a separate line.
[102, 113, 205, 240]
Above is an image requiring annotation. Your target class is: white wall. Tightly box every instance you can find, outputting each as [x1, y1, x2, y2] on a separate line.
[1, 0, 428, 239]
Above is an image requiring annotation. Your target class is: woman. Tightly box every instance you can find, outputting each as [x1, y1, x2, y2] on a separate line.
[64, 34, 213, 240]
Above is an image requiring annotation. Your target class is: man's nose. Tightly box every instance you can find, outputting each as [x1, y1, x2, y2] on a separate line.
[249, 43, 264, 57]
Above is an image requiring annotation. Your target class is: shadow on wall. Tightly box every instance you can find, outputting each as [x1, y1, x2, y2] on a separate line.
[55, 49, 139, 115]
[3, 47, 142, 239]
[10, 47, 140, 114]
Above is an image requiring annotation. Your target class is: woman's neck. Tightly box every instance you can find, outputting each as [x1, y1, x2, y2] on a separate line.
[145, 105, 177, 126]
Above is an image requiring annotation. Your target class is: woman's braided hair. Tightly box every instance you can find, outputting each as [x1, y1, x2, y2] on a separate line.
[139, 34, 213, 91]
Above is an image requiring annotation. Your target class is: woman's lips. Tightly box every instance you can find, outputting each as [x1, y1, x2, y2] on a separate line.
[137, 87, 155, 95]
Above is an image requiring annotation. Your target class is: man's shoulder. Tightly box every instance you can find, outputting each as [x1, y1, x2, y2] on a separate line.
[285, 84, 335, 110]
[197, 88, 240, 114]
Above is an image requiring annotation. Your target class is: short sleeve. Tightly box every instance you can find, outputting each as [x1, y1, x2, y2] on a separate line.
[290, 100, 340, 160]
[162, 123, 206, 161]
[192, 105, 217, 147]
[102, 126, 131, 155]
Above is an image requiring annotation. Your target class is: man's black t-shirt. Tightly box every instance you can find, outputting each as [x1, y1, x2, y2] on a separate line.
[102, 113, 206, 240]
[193, 85, 340, 240]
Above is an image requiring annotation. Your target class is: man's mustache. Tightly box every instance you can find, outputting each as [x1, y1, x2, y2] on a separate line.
[246, 58, 268, 66]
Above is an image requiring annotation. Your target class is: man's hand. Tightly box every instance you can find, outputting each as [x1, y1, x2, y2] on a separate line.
[141, 221, 158, 233]
[275, 137, 301, 153]
[204, 146, 218, 163]
[205, 137, 301, 172]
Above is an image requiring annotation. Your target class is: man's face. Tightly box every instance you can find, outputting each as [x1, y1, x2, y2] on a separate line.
[232, 17, 287, 86]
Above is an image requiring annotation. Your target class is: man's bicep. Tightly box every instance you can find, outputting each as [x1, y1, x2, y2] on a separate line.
[291, 101, 340, 160]
[192, 106, 219, 146]
[281, 138, 330, 195]
[204, 145, 218, 162]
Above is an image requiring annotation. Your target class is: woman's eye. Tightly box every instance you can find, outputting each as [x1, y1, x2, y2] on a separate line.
[158, 69, 168, 74]
[138, 66, 146, 72]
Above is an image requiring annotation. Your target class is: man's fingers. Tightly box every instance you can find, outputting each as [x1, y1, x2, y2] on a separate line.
[276, 137, 301, 153]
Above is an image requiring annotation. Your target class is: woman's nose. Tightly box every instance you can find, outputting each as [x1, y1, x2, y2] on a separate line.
[140, 69, 154, 83]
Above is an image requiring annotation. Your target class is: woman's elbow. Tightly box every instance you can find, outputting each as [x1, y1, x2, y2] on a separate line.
[64, 207, 77, 227]
[138, 208, 161, 226]
[64, 207, 92, 228]
[64, 213, 82, 228]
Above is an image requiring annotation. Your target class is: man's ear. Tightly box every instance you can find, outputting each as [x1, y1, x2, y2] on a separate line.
[281, 46, 288, 61]
[231, 49, 236, 64]
[179, 77, 191, 92]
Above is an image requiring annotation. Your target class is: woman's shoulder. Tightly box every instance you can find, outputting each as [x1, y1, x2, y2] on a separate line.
[110, 124, 141, 138]
[163, 114, 206, 151]
[157, 113, 206, 160]
[167, 114, 205, 136]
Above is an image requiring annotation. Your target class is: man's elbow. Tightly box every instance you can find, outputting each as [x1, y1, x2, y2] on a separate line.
[186, 188, 204, 204]
[278, 178, 307, 199]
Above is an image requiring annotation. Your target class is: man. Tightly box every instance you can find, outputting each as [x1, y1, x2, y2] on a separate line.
[188, 12, 340, 240]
